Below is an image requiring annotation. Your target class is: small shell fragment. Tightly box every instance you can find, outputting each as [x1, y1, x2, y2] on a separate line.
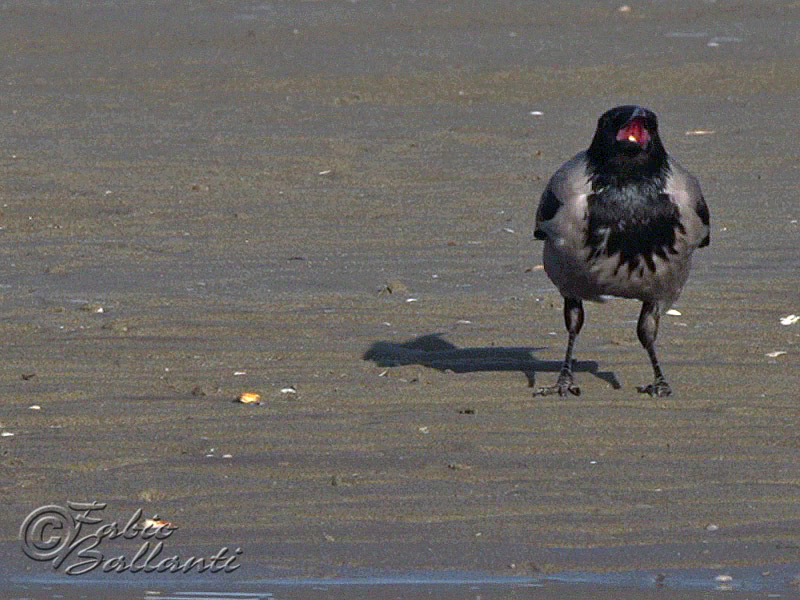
[28, 405, 41, 410]
[237, 392, 262, 405]
[685, 130, 715, 136]
[714, 574, 733, 583]
[780, 314, 800, 325]
[707, 36, 742, 47]
[765, 351, 787, 358]
[705, 523, 719, 531]
[280, 386, 297, 394]
[81, 303, 105, 313]
[447, 462, 472, 470]
[666, 309, 681, 316]
[1, 431, 14, 437]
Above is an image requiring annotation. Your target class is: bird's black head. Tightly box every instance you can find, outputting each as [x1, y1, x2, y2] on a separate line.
[586, 105, 668, 182]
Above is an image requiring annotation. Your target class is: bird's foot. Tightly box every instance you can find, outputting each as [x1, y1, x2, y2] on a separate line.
[534, 376, 580, 397]
[637, 380, 672, 397]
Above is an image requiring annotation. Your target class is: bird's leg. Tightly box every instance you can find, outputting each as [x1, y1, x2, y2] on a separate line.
[535, 298, 583, 397]
[636, 301, 672, 397]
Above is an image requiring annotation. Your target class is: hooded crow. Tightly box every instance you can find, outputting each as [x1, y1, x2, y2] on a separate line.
[533, 106, 709, 397]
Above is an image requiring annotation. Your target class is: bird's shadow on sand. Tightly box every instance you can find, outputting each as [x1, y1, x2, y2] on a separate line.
[363, 333, 621, 390]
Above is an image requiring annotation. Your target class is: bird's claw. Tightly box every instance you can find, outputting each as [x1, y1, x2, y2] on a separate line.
[637, 381, 672, 397]
[534, 378, 581, 397]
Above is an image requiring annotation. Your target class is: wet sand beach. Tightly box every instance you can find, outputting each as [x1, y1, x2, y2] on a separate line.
[1, 1, 800, 598]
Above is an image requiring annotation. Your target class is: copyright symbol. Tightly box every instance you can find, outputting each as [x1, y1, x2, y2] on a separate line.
[20, 505, 75, 561]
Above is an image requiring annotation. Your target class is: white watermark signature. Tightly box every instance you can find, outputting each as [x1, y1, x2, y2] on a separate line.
[20, 501, 242, 575]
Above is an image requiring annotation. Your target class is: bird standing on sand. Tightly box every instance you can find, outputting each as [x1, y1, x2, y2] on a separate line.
[533, 106, 710, 397]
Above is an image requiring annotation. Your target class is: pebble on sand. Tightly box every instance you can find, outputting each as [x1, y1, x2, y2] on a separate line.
[381, 280, 409, 295]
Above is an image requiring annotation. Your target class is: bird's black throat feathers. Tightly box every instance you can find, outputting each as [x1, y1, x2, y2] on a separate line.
[585, 174, 683, 273]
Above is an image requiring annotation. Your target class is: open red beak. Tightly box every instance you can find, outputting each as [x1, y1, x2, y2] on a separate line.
[616, 117, 651, 148]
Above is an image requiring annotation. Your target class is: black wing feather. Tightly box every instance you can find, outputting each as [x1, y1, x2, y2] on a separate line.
[534, 187, 561, 240]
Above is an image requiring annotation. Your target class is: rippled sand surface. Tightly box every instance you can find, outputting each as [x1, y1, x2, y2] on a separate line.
[1, 2, 799, 597]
